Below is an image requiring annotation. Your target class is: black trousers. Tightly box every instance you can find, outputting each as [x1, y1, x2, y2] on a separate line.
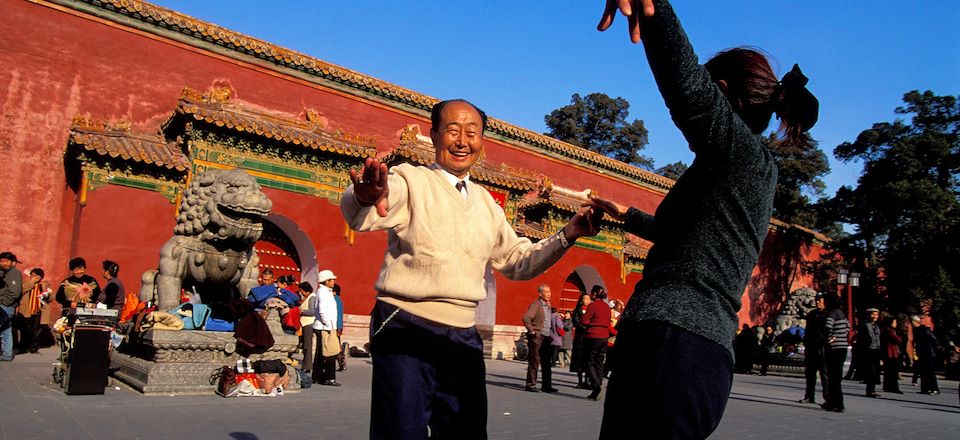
[883, 356, 902, 392]
[803, 346, 828, 402]
[311, 328, 337, 383]
[862, 349, 881, 394]
[14, 314, 41, 353]
[585, 337, 607, 395]
[369, 301, 486, 440]
[825, 347, 847, 410]
[917, 356, 940, 393]
[600, 320, 732, 439]
[526, 334, 555, 389]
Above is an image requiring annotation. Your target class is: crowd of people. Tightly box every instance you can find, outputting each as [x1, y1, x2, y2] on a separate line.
[0, 250, 352, 395]
[728, 290, 959, 413]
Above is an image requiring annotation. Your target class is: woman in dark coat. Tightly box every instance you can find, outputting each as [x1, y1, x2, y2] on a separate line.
[570, 292, 594, 388]
[881, 317, 903, 393]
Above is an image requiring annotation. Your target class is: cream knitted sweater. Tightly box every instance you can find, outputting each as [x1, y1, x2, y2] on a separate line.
[341, 163, 568, 328]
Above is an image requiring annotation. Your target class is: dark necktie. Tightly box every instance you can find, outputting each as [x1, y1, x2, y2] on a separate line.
[455, 180, 467, 196]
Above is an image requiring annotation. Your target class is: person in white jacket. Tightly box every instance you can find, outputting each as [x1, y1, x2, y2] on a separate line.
[312, 270, 341, 386]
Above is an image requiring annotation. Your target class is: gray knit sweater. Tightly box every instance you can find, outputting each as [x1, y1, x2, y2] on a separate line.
[619, 0, 778, 356]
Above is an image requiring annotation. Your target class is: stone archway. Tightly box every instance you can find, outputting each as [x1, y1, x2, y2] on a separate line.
[557, 265, 607, 312]
[259, 214, 319, 288]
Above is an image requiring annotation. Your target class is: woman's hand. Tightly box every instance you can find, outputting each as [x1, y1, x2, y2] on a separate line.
[349, 157, 390, 217]
[597, 0, 656, 44]
[563, 206, 605, 243]
[583, 195, 630, 222]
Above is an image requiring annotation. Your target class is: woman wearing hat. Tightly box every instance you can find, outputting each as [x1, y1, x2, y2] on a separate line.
[312, 269, 341, 386]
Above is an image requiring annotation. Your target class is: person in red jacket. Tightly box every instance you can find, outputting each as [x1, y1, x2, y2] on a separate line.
[581, 288, 612, 400]
[881, 316, 904, 394]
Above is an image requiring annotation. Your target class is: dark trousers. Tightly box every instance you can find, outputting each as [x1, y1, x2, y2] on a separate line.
[14, 314, 41, 353]
[862, 349, 881, 394]
[585, 337, 607, 395]
[803, 346, 828, 402]
[369, 301, 486, 440]
[825, 347, 847, 409]
[917, 356, 940, 393]
[883, 356, 902, 392]
[601, 320, 732, 439]
[300, 324, 314, 372]
[526, 334, 555, 390]
[311, 328, 337, 383]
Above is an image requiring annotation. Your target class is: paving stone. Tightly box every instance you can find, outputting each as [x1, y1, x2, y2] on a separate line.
[1, 348, 957, 439]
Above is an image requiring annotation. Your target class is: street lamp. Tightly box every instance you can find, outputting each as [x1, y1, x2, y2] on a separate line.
[836, 269, 860, 330]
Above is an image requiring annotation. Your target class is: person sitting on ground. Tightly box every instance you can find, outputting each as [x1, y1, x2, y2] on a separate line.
[248, 273, 299, 309]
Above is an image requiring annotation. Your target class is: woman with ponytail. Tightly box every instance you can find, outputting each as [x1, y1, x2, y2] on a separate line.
[586, 1, 819, 437]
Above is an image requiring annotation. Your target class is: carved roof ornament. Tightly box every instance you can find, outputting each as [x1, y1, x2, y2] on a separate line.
[384, 124, 538, 192]
[62, 0, 675, 190]
[170, 86, 377, 157]
[68, 116, 190, 172]
[520, 178, 598, 216]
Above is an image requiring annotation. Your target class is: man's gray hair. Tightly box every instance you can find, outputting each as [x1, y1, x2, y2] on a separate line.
[911, 315, 922, 324]
[537, 284, 550, 294]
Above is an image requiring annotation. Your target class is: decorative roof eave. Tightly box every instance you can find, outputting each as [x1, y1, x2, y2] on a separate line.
[380, 125, 539, 192]
[172, 87, 377, 159]
[769, 218, 832, 245]
[55, 0, 673, 191]
[68, 117, 190, 172]
[515, 223, 552, 240]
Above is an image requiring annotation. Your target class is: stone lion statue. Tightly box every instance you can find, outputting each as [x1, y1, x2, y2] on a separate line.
[140, 168, 273, 310]
[774, 287, 818, 333]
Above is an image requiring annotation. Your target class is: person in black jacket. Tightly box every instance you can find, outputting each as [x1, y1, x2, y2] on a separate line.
[590, 0, 819, 436]
[859, 308, 882, 397]
[799, 293, 829, 404]
[911, 315, 940, 395]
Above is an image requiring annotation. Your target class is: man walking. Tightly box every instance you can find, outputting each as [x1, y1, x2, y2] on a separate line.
[522, 284, 558, 393]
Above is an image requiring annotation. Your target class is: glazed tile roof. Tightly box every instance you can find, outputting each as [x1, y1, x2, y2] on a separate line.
[173, 87, 376, 158]
[68, 118, 190, 172]
[65, 0, 674, 191]
[381, 125, 539, 192]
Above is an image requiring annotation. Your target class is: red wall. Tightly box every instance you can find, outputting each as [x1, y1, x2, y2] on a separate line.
[0, 0, 824, 328]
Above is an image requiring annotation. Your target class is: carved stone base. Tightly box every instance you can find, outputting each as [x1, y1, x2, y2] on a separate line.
[111, 313, 301, 395]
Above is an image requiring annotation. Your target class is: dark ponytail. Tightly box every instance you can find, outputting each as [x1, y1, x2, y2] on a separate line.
[705, 48, 819, 146]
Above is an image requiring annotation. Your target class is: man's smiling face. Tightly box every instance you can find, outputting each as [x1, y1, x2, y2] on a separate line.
[431, 101, 484, 179]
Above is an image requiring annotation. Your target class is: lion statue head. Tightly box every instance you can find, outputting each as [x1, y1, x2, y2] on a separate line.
[174, 168, 272, 244]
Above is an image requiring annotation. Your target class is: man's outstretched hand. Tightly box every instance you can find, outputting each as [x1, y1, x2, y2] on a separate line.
[349, 157, 390, 217]
[597, 0, 655, 44]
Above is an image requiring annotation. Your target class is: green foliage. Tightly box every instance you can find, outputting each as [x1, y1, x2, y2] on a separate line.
[655, 161, 688, 180]
[763, 133, 831, 229]
[827, 90, 959, 325]
[544, 93, 653, 169]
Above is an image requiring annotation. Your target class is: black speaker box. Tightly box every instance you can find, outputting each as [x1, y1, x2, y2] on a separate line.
[64, 326, 111, 395]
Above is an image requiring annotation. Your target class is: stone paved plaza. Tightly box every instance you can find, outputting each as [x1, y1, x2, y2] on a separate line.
[1, 347, 958, 439]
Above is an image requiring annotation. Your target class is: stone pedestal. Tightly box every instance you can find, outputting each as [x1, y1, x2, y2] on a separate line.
[111, 311, 300, 395]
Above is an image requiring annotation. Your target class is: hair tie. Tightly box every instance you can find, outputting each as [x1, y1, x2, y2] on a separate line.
[776, 64, 819, 132]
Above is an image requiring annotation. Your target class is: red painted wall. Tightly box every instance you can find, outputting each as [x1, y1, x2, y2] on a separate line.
[0, 0, 825, 329]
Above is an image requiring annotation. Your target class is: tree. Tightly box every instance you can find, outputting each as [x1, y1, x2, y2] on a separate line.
[655, 161, 688, 180]
[544, 93, 653, 169]
[763, 133, 831, 229]
[827, 90, 959, 326]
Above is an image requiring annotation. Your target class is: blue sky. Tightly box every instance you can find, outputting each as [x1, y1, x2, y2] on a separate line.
[152, 1, 959, 198]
